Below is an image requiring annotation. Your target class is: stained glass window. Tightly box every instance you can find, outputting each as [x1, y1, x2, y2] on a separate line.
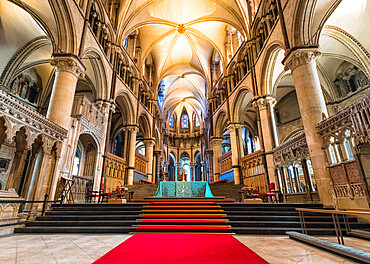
[169, 115, 174, 127]
[181, 114, 189, 129]
[195, 114, 200, 127]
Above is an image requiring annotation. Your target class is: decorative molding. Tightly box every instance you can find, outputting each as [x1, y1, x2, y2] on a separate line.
[0, 90, 67, 143]
[273, 132, 309, 166]
[283, 47, 321, 72]
[50, 54, 85, 78]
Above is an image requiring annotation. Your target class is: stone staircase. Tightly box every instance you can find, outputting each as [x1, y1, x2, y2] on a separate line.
[15, 202, 369, 235]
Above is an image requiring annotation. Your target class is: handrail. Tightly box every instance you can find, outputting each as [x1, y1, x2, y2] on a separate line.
[295, 207, 370, 245]
[296, 208, 370, 216]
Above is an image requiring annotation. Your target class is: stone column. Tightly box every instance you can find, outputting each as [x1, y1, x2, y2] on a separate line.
[210, 138, 223, 182]
[177, 162, 181, 181]
[236, 124, 245, 157]
[144, 139, 155, 182]
[228, 124, 241, 184]
[283, 47, 334, 207]
[47, 54, 85, 129]
[253, 97, 277, 186]
[126, 125, 138, 185]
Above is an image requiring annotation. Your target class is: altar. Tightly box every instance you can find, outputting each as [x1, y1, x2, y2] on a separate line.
[154, 181, 214, 197]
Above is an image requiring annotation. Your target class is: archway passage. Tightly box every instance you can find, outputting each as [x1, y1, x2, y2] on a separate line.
[71, 133, 98, 202]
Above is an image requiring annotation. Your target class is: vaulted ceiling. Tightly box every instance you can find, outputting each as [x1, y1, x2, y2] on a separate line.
[116, 0, 249, 121]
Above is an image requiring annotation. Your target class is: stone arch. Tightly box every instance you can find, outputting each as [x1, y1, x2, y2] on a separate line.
[259, 43, 286, 96]
[115, 92, 135, 125]
[231, 88, 253, 123]
[138, 114, 151, 138]
[82, 49, 109, 100]
[292, 0, 342, 46]
[214, 111, 229, 138]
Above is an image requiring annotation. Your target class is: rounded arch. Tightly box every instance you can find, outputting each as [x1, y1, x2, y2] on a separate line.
[231, 87, 253, 123]
[259, 43, 286, 96]
[115, 92, 135, 125]
[138, 113, 151, 138]
[82, 49, 109, 100]
[78, 131, 100, 154]
[292, 0, 342, 47]
[214, 110, 229, 137]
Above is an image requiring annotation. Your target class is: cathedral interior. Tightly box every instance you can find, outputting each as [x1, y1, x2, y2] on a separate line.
[0, 0, 369, 263]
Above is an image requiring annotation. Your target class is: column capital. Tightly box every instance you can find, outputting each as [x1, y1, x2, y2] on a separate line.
[227, 123, 244, 131]
[210, 137, 223, 146]
[252, 96, 276, 110]
[125, 125, 139, 133]
[282, 46, 321, 72]
[50, 54, 85, 78]
[143, 138, 156, 147]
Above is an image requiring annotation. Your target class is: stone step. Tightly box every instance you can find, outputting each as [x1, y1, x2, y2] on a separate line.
[14, 226, 136, 233]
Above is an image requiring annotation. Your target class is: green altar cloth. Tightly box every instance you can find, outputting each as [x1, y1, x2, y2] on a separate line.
[154, 181, 214, 197]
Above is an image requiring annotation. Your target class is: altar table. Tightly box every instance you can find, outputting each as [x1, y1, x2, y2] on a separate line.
[154, 181, 214, 197]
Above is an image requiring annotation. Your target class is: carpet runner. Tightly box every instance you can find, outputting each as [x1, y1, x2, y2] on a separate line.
[135, 201, 230, 233]
[94, 201, 269, 263]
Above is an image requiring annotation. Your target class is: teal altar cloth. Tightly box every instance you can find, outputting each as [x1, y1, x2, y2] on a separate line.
[154, 181, 214, 197]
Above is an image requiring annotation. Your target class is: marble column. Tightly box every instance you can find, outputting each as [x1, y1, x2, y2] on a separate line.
[227, 124, 241, 184]
[253, 97, 277, 186]
[283, 47, 334, 207]
[126, 126, 138, 185]
[144, 139, 155, 182]
[47, 54, 85, 129]
[210, 138, 223, 182]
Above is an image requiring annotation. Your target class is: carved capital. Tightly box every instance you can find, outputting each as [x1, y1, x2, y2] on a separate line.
[283, 47, 321, 72]
[144, 138, 156, 147]
[210, 137, 223, 146]
[125, 125, 139, 133]
[252, 96, 276, 111]
[50, 54, 85, 78]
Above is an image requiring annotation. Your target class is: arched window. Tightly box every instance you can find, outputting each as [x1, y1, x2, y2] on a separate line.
[194, 114, 200, 127]
[169, 115, 174, 128]
[181, 114, 189, 129]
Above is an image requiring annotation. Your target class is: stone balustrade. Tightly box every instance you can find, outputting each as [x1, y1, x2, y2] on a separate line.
[103, 152, 127, 192]
[135, 152, 148, 175]
[0, 89, 67, 144]
[218, 150, 232, 173]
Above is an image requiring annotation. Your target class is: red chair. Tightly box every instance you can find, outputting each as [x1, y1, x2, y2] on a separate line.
[99, 183, 112, 203]
[266, 182, 277, 203]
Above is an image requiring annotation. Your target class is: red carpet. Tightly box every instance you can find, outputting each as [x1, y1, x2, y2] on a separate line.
[94, 233, 269, 264]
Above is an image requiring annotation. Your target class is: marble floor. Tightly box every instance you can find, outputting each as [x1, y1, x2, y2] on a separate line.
[0, 233, 366, 264]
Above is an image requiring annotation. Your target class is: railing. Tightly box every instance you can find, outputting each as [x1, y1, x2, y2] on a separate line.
[240, 150, 268, 193]
[135, 152, 148, 174]
[218, 151, 232, 173]
[103, 153, 127, 192]
[296, 208, 370, 245]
